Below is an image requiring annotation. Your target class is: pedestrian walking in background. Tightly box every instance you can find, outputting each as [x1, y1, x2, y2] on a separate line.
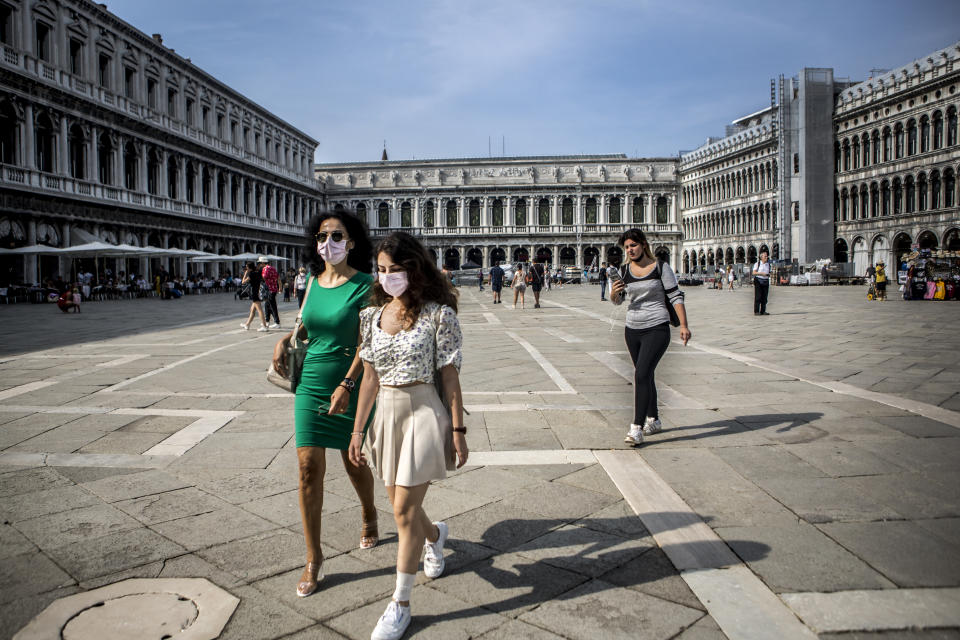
[489, 261, 504, 304]
[752, 251, 771, 315]
[241, 262, 269, 331]
[282, 269, 292, 302]
[875, 261, 888, 301]
[350, 231, 468, 640]
[259, 256, 281, 328]
[609, 228, 691, 447]
[727, 265, 735, 291]
[478, 268, 484, 292]
[530, 259, 545, 308]
[599, 261, 609, 301]
[273, 210, 380, 598]
[295, 267, 307, 308]
[511, 264, 527, 309]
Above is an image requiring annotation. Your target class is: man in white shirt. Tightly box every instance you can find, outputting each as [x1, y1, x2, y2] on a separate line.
[752, 251, 771, 315]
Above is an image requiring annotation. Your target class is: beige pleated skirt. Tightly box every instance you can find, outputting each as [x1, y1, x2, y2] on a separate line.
[363, 383, 456, 487]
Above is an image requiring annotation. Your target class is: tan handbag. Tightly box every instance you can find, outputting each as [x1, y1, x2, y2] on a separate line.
[266, 277, 313, 393]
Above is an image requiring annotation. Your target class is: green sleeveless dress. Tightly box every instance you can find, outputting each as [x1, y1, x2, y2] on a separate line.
[294, 272, 373, 449]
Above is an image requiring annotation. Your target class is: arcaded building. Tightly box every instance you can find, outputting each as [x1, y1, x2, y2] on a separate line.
[316, 156, 683, 270]
[833, 41, 960, 274]
[0, 0, 324, 284]
[679, 105, 780, 273]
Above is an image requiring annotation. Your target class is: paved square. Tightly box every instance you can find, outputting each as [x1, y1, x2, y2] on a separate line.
[1, 284, 958, 639]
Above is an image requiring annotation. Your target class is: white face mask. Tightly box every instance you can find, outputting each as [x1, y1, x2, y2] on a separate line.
[317, 238, 348, 265]
[378, 271, 409, 298]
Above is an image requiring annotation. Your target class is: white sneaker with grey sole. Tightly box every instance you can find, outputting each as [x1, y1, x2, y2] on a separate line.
[371, 601, 411, 640]
[624, 424, 644, 446]
[643, 417, 663, 435]
[423, 521, 448, 579]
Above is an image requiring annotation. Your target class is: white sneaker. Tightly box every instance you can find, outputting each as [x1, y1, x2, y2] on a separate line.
[269, 323, 280, 329]
[241, 323, 250, 330]
[642, 417, 663, 435]
[257, 325, 269, 332]
[371, 601, 411, 640]
[624, 424, 644, 446]
[423, 521, 448, 579]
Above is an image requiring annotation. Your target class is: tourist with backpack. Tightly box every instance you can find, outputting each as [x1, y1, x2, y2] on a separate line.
[751, 252, 771, 315]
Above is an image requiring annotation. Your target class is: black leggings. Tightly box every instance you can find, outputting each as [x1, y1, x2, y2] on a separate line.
[625, 323, 671, 425]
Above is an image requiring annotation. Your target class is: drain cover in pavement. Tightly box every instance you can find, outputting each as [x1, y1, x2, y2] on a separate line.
[62, 593, 199, 639]
[14, 578, 239, 640]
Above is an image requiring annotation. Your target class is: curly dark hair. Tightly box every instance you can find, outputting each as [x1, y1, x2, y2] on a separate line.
[302, 210, 373, 275]
[370, 232, 458, 321]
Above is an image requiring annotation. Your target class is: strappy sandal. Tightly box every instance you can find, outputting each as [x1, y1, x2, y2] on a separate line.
[296, 560, 324, 597]
[360, 517, 379, 550]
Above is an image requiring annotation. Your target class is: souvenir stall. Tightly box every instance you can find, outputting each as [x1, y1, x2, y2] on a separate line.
[901, 249, 960, 301]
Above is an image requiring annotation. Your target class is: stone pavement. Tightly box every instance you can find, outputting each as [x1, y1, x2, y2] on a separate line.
[0, 283, 958, 639]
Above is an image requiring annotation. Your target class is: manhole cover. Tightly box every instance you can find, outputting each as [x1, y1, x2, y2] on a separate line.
[14, 578, 239, 640]
[62, 593, 199, 640]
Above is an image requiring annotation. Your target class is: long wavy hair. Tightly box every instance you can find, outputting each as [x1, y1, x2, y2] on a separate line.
[618, 227, 655, 261]
[302, 210, 373, 276]
[370, 232, 458, 322]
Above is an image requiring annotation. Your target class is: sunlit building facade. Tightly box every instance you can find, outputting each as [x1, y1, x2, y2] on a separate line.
[0, 0, 324, 284]
[316, 156, 683, 270]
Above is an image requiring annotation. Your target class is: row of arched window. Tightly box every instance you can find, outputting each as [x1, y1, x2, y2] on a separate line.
[834, 167, 957, 221]
[836, 106, 958, 172]
[337, 195, 670, 229]
[682, 160, 777, 208]
[0, 99, 320, 224]
[681, 244, 778, 273]
[4, 1, 309, 175]
[682, 202, 777, 240]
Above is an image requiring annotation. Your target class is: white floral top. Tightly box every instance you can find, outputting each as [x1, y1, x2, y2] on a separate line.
[359, 302, 462, 385]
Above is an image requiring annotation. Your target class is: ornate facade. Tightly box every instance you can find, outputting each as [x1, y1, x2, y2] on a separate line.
[679, 106, 780, 273]
[316, 156, 683, 270]
[833, 41, 960, 275]
[0, 0, 324, 284]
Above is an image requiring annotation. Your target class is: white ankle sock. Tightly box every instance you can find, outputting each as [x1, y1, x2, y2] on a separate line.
[393, 571, 415, 603]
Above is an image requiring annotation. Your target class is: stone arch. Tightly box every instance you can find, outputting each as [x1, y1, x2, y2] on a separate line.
[916, 229, 938, 250]
[851, 236, 868, 275]
[870, 234, 890, 268]
[943, 228, 960, 251]
[490, 247, 506, 266]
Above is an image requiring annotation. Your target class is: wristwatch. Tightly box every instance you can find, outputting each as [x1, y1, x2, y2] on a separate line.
[341, 377, 356, 391]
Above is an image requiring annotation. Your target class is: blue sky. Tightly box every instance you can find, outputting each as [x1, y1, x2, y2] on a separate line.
[106, 0, 959, 163]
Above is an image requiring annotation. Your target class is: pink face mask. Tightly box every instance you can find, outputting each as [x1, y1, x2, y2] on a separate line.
[317, 239, 348, 265]
[377, 271, 408, 298]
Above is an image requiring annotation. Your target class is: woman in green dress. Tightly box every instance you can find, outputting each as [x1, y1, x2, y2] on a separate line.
[272, 210, 378, 598]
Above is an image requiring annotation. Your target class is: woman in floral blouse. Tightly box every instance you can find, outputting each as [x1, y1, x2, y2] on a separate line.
[349, 231, 468, 640]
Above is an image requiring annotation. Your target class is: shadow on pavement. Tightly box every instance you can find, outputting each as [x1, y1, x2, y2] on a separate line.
[409, 514, 770, 627]
[653, 412, 825, 445]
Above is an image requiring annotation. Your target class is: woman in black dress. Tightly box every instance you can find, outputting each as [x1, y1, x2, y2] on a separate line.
[241, 261, 268, 331]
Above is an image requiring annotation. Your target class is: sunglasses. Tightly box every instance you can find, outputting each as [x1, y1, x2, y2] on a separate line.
[315, 231, 345, 243]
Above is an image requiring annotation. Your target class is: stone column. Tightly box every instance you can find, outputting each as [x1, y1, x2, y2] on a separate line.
[25, 220, 38, 284]
[24, 104, 35, 169]
[114, 135, 124, 187]
[139, 144, 149, 192]
[89, 124, 99, 182]
[59, 114, 69, 176]
[178, 156, 187, 201]
[159, 150, 169, 198]
[551, 195, 559, 226]
[481, 246, 489, 267]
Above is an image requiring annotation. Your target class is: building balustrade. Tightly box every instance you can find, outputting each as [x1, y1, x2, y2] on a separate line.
[369, 222, 680, 238]
[0, 46, 319, 189]
[0, 164, 303, 236]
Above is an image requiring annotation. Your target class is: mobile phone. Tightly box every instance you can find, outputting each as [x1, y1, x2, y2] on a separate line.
[606, 266, 622, 283]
